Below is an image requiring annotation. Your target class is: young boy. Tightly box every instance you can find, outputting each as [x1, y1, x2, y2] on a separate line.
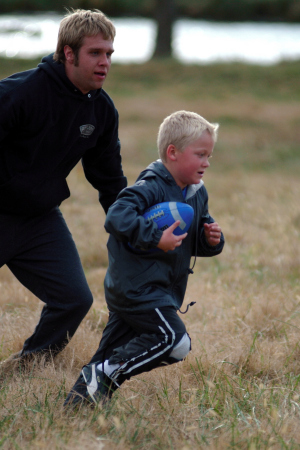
[64, 110, 225, 408]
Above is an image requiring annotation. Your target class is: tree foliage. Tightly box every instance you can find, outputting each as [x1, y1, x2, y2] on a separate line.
[1, 0, 300, 22]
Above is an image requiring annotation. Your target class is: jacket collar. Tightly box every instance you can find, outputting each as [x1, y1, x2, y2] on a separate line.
[139, 159, 204, 200]
[38, 53, 101, 101]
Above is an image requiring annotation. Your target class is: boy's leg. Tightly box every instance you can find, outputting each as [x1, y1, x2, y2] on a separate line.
[89, 311, 139, 364]
[64, 307, 191, 407]
[64, 311, 134, 407]
[107, 306, 191, 385]
[4, 207, 93, 359]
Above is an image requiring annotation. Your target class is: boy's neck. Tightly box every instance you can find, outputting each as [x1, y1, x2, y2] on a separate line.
[163, 161, 187, 190]
[182, 185, 188, 199]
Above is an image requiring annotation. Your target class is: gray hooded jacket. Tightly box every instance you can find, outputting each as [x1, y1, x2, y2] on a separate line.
[104, 160, 224, 313]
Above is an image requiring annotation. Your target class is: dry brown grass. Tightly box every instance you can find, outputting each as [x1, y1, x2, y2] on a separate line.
[0, 61, 299, 449]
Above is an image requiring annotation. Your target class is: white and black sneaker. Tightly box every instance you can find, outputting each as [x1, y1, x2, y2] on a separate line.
[64, 363, 118, 408]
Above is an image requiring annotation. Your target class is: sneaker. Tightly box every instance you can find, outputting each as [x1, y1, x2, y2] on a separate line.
[64, 363, 118, 408]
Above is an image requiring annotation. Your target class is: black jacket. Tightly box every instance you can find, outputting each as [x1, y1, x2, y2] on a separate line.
[0, 54, 127, 215]
[104, 160, 225, 313]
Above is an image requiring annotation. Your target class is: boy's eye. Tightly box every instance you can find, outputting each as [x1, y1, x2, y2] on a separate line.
[197, 153, 212, 158]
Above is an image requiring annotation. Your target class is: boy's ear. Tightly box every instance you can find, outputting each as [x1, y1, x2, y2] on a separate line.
[166, 144, 178, 161]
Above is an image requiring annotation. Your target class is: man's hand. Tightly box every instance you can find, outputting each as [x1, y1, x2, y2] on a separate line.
[157, 221, 187, 252]
[204, 222, 222, 246]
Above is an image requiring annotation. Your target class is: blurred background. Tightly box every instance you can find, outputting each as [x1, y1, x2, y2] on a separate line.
[0, 4, 300, 448]
[1, 0, 300, 64]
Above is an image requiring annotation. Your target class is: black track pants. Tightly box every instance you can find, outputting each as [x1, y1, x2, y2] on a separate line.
[0, 207, 93, 356]
[89, 306, 191, 385]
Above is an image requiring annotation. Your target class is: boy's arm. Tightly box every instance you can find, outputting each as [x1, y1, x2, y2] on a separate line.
[157, 221, 187, 252]
[195, 189, 225, 257]
[197, 217, 224, 257]
[104, 179, 164, 251]
[203, 222, 222, 247]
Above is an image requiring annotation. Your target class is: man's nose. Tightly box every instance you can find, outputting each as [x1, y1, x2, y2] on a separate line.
[98, 54, 109, 66]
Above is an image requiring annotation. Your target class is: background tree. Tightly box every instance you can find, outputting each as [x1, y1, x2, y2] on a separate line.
[151, 0, 176, 59]
[1, 0, 300, 22]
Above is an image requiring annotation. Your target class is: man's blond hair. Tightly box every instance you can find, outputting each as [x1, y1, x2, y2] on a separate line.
[54, 9, 116, 64]
[157, 110, 219, 163]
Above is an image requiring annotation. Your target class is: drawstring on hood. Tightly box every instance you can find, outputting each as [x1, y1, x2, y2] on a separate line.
[181, 200, 198, 313]
[179, 301, 196, 314]
[187, 186, 199, 275]
[181, 182, 198, 312]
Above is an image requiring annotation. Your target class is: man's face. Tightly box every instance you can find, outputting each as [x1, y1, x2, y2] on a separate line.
[64, 33, 114, 94]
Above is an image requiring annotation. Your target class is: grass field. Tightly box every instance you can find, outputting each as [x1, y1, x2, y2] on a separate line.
[0, 57, 299, 449]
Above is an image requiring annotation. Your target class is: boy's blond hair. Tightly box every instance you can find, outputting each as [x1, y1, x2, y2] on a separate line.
[54, 9, 116, 64]
[157, 110, 219, 163]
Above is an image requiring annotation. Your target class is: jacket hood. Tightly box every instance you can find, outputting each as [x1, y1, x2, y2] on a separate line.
[38, 53, 102, 101]
[138, 159, 204, 201]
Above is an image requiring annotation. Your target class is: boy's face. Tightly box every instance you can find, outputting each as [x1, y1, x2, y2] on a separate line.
[64, 33, 114, 94]
[170, 130, 214, 189]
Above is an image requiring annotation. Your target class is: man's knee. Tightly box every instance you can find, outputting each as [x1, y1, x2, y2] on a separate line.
[81, 291, 93, 313]
[69, 283, 93, 314]
[169, 333, 191, 361]
[79, 288, 93, 312]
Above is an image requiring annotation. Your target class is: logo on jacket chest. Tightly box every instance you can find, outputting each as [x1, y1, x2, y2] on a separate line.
[80, 124, 95, 138]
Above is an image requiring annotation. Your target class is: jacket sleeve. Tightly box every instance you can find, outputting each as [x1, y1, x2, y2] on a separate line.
[0, 79, 29, 186]
[81, 107, 127, 213]
[0, 82, 20, 149]
[193, 187, 225, 257]
[104, 178, 163, 250]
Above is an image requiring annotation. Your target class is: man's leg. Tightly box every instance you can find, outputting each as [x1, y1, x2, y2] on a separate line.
[5, 207, 93, 357]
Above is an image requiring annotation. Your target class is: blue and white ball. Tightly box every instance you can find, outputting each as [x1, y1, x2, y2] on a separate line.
[143, 202, 194, 235]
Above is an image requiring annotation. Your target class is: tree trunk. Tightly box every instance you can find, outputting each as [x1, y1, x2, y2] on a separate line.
[152, 0, 176, 59]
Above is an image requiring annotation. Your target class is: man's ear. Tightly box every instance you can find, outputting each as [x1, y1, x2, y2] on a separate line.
[166, 144, 178, 161]
[64, 45, 75, 64]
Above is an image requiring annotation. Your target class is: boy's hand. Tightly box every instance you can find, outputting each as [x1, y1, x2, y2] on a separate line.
[157, 221, 187, 252]
[204, 222, 222, 246]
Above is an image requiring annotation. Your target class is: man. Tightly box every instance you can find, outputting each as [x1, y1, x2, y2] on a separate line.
[0, 9, 127, 370]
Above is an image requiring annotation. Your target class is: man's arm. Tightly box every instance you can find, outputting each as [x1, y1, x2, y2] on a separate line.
[81, 108, 127, 213]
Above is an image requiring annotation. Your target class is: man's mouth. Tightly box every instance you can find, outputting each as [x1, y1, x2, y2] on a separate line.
[95, 71, 106, 79]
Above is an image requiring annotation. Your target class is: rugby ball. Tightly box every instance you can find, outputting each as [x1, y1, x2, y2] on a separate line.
[143, 202, 194, 235]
